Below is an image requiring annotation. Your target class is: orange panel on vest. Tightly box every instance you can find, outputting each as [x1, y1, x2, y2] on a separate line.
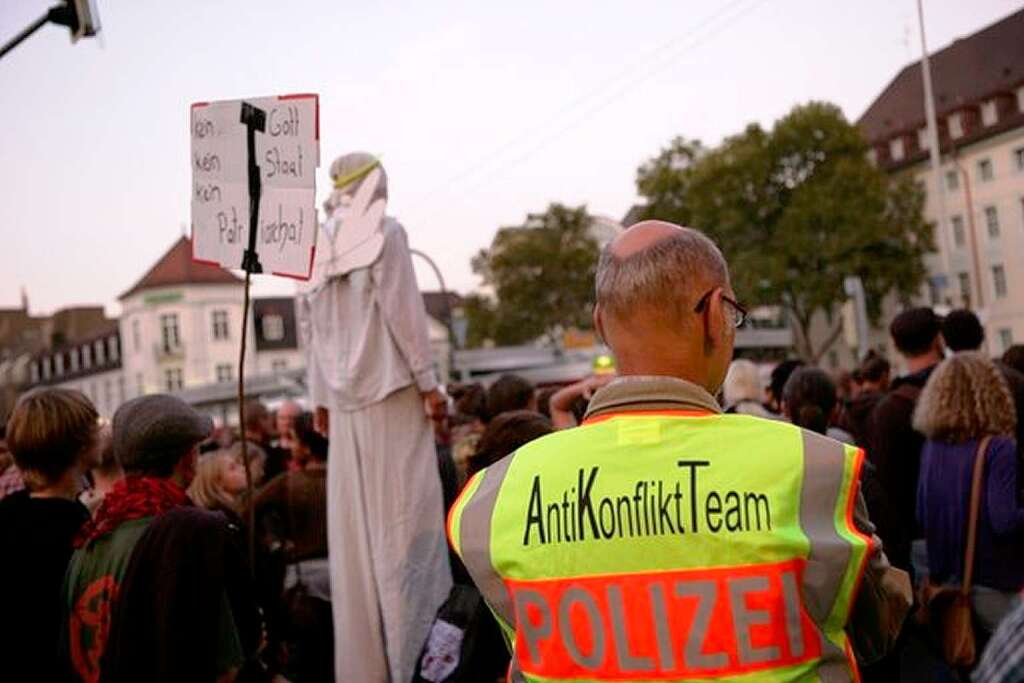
[506, 558, 820, 680]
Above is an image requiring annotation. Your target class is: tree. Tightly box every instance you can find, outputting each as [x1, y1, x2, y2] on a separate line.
[636, 102, 932, 362]
[467, 204, 600, 347]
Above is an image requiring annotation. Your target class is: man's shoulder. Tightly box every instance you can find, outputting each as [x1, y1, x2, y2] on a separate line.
[147, 506, 235, 541]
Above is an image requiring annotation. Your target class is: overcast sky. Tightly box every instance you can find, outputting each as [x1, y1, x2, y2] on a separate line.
[1, 0, 1019, 315]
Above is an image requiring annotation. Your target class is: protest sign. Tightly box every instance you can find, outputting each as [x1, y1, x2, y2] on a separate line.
[190, 93, 320, 279]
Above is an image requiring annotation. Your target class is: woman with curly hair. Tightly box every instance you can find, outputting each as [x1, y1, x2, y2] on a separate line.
[914, 352, 1024, 635]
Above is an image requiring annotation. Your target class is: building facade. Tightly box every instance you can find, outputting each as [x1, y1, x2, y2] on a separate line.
[859, 9, 1024, 355]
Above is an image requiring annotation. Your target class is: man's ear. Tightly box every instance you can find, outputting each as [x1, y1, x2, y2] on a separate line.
[593, 304, 606, 345]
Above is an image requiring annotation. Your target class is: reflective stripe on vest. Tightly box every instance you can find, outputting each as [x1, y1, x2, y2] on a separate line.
[448, 413, 872, 682]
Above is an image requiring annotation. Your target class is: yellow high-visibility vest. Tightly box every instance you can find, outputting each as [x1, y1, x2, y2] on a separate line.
[448, 409, 872, 682]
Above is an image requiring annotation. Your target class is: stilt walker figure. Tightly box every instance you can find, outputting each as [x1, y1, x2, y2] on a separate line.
[297, 152, 452, 682]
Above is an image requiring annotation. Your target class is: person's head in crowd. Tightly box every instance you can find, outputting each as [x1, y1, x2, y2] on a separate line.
[226, 440, 267, 486]
[594, 221, 737, 394]
[87, 423, 120, 488]
[1003, 345, 1024, 376]
[858, 352, 891, 393]
[6, 387, 100, 495]
[535, 387, 558, 420]
[941, 308, 985, 353]
[467, 410, 553, 477]
[188, 450, 248, 515]
[242, 400, 273, 442]
[485, 374, 536, 421]
[890, 307, 944, 371]
[450, 383, 487, 429]
[835, 369, 855, 402]
[767, 360, 805, 413]
[782, 367, 838, 435]
[913, 352, 1016, 443]
[275, 400, 302, 444]
[290, 411, 328, 469]
[723, 359, 762, 410]
[80, 424, 122, 514]
[112, 394, 213, 488]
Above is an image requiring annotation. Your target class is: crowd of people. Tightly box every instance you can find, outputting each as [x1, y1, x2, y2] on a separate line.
[2, 243, 1024, 681]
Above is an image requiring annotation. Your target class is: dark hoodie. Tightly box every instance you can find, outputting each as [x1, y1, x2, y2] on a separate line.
[839, 391, 885, 448]
[864, 365, 936, 574]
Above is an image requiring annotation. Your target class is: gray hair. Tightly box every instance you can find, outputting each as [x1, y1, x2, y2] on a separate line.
[595, 228, 729, 323]
[723, 359, 762, 406]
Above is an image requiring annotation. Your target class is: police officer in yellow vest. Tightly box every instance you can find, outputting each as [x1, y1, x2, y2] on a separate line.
[448, 221, 911, 682]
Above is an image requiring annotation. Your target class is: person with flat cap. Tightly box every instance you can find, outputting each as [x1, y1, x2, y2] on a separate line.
[449, 221, 911, 682]
[62, 394, 262, 683]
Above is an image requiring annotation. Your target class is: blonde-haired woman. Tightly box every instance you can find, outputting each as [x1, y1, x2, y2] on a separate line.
[914, 351, 1024, 635]
[188, 450, 248, 519]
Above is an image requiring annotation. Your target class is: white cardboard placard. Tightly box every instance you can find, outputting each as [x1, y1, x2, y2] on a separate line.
[190, 94, 320, 280]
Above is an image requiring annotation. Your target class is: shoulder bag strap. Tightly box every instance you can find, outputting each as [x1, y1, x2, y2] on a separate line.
[962, 436, 992, 595]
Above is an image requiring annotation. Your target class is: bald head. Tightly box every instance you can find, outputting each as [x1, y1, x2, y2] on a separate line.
[609, 220, 686, 259]
[594, 221, 734, 392]
[596, 221, 730, 325]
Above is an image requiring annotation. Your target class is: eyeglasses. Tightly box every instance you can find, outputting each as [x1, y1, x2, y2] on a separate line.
[694, 288, 748, 329]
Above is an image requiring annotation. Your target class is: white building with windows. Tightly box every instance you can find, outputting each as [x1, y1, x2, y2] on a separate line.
[859, 8, 1024, 355]
[117, 237, 304, 398]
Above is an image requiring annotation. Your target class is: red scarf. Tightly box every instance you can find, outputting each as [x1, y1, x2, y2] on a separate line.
[75, 476, 189, 547]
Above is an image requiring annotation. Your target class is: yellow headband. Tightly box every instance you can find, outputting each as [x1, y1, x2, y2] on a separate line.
[332, 158, 381, 191]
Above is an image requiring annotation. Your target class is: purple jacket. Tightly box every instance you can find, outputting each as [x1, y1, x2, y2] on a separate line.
[917, 436, 1024, 592]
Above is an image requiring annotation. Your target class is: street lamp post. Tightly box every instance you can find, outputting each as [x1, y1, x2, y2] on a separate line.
[410, 249, 457, 383]
[0, 1, 100, 61]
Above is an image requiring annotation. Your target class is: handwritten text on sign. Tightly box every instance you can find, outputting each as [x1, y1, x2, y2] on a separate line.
[190, 94, 320, 279]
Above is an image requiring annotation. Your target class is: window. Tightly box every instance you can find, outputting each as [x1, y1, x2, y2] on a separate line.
[103, 380, 112, 412]
[917, 128, 929, 151]
[160, 314, 180, 352]
[212, 310, 230, 341]
[945, 170, 959, 190]
[271, 359, 288, 374]
[108, 336, 119, 362]
[978, 158, 994, 182]
[981, 100, 998, 126]
[993, 265, 1008, 299]
[136, 372, 145, 397]
[952, 215, 965, 247]
[70, 348, 79, 372]
[889, 138, 905, 161]
[82, 344, 92, 369]
[1000, 329, 1014, 352]
[927, 278, 940, 306]
[263, 314, 285, 341]
[164, 367, 184, 392]
[958, 272, 971, 306]
[54, 354, 64, 376]
[132, 319, 141, 353]
[30, 362, 39, 384]
[94, 340, 105, 365]
[986, 206, 1000, 238]
[216, 364, 233, 383]
[41, 358, 51, 380]
[1014, 147, 1024, 172]
[117, 376, 125, 405]
[948, 113, 963, 139]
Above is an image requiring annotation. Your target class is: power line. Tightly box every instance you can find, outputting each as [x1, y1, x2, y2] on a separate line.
[406, 0, 767, 215]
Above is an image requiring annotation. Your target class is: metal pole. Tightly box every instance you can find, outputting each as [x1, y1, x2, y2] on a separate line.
[410, 249, 456, 383]
[0, 12, 50, 60]
[916, 0, 952, 301]
[956, 156, 985, 310]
